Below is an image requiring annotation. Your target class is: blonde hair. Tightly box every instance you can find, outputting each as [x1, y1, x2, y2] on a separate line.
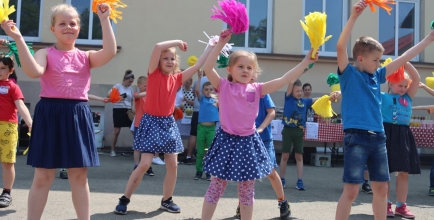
[352, 36, 384, 59]
[137, 76, 147, 84]
[160, 47, 181, 74]
[227, 50, 262, 82]
[51, 4, 81, 27]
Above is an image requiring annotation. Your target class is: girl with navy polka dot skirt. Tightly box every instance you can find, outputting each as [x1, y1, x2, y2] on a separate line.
[200, 30, 318, 220]
[114, 40, 214, 215]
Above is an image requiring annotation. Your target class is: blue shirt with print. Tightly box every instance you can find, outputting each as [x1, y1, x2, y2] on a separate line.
[338, 64, 386, 132]
[381, 92, 412, 125]
[256, 94, 275, 142]
[198, 96, 219, 123]
[282, 93, 312, 129]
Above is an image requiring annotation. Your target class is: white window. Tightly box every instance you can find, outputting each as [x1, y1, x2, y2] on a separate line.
[225, 0, 273, 53]
[0, 0, 43, 42]
[66, 0, 115, 45]
[378, 0, 420, 61]
[302, 0, 348, 57]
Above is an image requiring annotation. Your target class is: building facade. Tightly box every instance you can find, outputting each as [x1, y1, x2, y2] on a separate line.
[5, 0, 433, 148]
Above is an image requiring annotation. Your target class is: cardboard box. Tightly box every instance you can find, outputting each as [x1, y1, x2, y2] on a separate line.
[310, 153, 331, 167]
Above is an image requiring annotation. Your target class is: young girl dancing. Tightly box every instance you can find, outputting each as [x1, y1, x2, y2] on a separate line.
[114, 40, 213, 215]
[382, 62, 421, 218]
[1, 3, 116, 219]
[201, 30, 318, 220]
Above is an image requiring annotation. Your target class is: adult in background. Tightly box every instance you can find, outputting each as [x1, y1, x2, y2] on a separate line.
[108, 69, 135, 157]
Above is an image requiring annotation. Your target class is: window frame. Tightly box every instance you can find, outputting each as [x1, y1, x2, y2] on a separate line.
[0, 0, 44, 42]
[66, 0, 116, 45]
[223, 0, 273, 53]
[301, 0, 348, 57]
[378, 0, 420, 61]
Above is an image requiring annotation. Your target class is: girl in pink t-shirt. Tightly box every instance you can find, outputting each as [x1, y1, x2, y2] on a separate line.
[200, 30, 318, 220]
[1, 3, 116, 219]
[114, 40, 213, 215]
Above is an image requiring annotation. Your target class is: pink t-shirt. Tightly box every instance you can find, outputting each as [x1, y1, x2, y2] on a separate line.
[40, 47, 90, 100]
[217, 78, 263, 136]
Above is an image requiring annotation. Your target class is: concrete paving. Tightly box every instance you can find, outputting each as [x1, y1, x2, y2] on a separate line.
[0, 151, 433, 220]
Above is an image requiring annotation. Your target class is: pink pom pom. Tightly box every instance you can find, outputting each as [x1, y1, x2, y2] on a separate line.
[211, 0, 249, 34]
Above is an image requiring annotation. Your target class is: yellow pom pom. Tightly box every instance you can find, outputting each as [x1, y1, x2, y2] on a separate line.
[426, 72, 434, 89]
[381, 57, 393, 66]
[187, 55, 198, 67]
[300, 12, 332, 59]
[312, 95, 336, 118]
[330, 84, 340, 93]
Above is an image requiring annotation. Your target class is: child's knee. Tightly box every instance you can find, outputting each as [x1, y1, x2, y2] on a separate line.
[238, 180, 255, 206]
[204, 178, 227, 204]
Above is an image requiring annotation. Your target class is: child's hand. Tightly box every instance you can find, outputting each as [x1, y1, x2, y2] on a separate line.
[419, 82, 426, 88]
[1, 20, 22, 40]
[0, 38, 8, 47]
[178, 41, 187, 52]
[330, 91, 341, 102]
[303, 48, 318, 64]
[102, 98, 110, 103]
[97, 3, 110, 20]
[219, 29, 232, 44]
[351, 0, 367, 17]
[256, 127, 264, 133]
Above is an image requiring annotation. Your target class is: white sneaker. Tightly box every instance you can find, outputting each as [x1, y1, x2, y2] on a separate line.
[152, 157, 165, 165]
[110, 151, 116, 157]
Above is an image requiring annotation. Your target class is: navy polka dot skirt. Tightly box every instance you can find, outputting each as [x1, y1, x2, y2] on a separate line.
[132, 113, 184, 154]
[384, 123, 421, 174]
[203, 128, 273, 182]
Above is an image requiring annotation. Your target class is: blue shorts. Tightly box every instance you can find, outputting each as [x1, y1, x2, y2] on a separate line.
[263, 139, 278, 168]
[342, 129, 390, 184]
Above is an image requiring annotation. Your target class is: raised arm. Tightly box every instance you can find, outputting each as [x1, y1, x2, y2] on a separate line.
[148, 40, 187, 74]
[337, 1, 366, 73]
[1, 21, 47, 78]
[386, 30, 434, 76]
[88, 4, 117, 69]
[419, 82, 434, 97]
[195, 74, 202, 100]
[203, 30, 232, 89]
[412, 106, 430, 111]
[405, 62, 420, 98]
[262, 50, 317, 96]
[134, 92, 147, 99]
[182, 46, 213, 82]
[15, 100, 32, 129]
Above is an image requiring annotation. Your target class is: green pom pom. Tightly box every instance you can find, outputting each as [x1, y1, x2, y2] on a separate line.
[216, 54, 229, 68]
[326, 73, 339, 87]
[1, 40, 34, 67]
[431, 20, 434, 30]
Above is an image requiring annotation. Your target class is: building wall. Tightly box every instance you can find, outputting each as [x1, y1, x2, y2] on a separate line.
[7, 0, 434, 147]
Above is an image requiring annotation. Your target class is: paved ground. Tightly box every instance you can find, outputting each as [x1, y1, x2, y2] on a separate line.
[0, 151, 433, 220]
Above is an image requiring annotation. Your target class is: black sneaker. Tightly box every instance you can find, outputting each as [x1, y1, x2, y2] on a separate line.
[205, 173, 211, 181]
[194, 171, 203, 180]
[181, 157, 192, 165]
[59, 169, 68, 179]
[235, 205, 241, 218]
[114, 196, 130, 215]
[362, 183, 372, 194]
[146, 167, 155, 176]
[160, 197, 180, 213]
[278, 199, 291, 219]
[0, 192, 12, 208]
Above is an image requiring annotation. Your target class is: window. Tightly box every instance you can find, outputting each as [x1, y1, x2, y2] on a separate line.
[302, 0, 348, 56]
[66, 0, 115, 44]
[379, 0, 420, 61]
[0, 0, 43, 41]
[225, 0, 273, 53]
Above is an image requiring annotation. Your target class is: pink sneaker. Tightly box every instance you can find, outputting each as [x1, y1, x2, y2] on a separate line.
[395, 204, 415, 219]
[387, 202, 395, 218]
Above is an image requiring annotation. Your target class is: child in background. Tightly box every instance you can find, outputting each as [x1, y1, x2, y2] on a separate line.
[1, 3, 117, 218]
[201, 30, 317, 220]
[335, 1, 434, 219]
[0, 56, 32, 208]
[114, 39, 213, 215]
[194, 72, 218, 181]
[381, 62, 420, 218]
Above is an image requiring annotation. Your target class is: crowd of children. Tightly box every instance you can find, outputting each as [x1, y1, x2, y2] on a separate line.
[1, 1, 434, 220]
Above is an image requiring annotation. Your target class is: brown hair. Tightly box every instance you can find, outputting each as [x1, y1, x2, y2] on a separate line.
[0, 55, 15, 76]
[293, 79, 302, 87]
[51, 4, 81, 27]
[160, 47, 181, 74]
[202, 81, 212, 90]
[227, 50, 262, 82]
[123, 69, 134, 81]
[352, 36, 384, 59]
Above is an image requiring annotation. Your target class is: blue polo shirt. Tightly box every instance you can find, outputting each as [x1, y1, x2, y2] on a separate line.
[282, 93, 312, 129]
[255, 94, 275, 141]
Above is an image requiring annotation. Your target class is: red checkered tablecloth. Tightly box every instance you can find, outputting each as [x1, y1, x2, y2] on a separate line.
[410, 127, 434, 147]
[304, 123, 344, 142]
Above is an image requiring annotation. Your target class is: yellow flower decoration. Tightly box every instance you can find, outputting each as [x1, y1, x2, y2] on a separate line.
[300, 12, 332, 58]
